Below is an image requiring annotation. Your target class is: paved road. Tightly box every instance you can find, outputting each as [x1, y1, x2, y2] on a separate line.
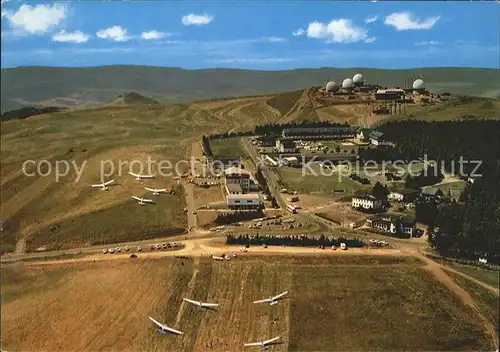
[241, 137, 287, 209]
[184, 181, 198, 233]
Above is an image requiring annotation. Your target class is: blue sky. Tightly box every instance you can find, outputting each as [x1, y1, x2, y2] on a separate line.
[1, 1, 499, 69]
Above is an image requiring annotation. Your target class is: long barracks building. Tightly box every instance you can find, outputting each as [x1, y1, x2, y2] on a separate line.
[281, 126, 358, 140]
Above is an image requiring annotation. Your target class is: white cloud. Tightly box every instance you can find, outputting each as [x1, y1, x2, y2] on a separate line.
[292, 28, 305, 36]
[260, 36, 286, 43]
[52, 30, 90, 43]
[365, 16, 378, 24]
[300, 19, 369, 43]
[181, 13, 213, 26]
[365, 37, 377, 43]
[96, 26, 131, 42]
[141, 30, 167, 40]
[1, 8, 11, 18]
[384, 12, 440, 31]
[4, 3, 67, 34]
[414, 40, 442, 46]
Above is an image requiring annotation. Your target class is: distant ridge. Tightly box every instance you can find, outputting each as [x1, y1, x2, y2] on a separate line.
[0, 106, 66, 122]
[1, 66, 499, 112]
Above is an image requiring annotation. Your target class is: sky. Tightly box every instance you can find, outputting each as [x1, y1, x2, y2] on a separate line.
[1, 0, 499, 70]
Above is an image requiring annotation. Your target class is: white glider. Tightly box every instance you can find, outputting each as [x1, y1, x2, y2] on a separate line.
[91, 179, 115, 191]
[132, 195, 154, 205]
[148, 316, 183, 335]
[129, 171, 155, 180]
[253, 291, 288, 306]
[183, 298, 219, 311]
[244, 336, 280, 350]
[145, 187, 167, 196]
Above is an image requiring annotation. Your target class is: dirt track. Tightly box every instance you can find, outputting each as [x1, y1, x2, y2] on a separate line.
[20, 239, 405, 267]
[399, 246, 499, 351]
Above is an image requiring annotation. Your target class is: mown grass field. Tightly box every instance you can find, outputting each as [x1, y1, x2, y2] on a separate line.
[1, 255, 492, 351]
[209, 138, 246, 157]
[446, 271, 499, 336]
[438, 260, 500, 288]
[278, 165, 368, 194]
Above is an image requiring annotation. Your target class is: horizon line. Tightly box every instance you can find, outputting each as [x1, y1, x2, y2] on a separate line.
[1, 64, 498, 71]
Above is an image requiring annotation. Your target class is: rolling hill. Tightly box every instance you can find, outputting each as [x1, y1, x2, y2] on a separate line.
[1, 86, 499, 253]
[1, 66, 499, 112]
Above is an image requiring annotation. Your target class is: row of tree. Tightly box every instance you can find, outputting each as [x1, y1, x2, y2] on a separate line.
[255, 168, 278, 208]
[201, 135, 213, 156]
[205, 130, 255, 140]
[214, 210, 265, 225]
[226, 234, 365, 248]
[254, 121, 349, 136]
[203, 121, 351, 142]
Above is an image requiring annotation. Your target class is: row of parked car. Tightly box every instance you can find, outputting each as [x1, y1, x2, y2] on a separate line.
[103, 246, 142, 254]
[150, 242, 180, 250]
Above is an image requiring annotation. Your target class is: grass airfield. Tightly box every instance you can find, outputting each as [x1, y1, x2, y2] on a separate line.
[1, 255, 493, 351]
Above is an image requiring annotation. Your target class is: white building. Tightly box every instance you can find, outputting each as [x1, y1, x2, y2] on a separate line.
[352, 194, 383, 210]
[402, 221, 417, 237]
[388, 192, 404, 202]
[282, 156, 299, 167]
[276, 139, 297, 153]
[227, 194, 262, 209]
[224, 167, 259, 193]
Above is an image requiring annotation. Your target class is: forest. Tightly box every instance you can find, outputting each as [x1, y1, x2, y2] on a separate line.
[379, 120, 500, 263]
[226, 233, 365, 248]
[1, 106, 65, 121]
[214, 210, 265, 225]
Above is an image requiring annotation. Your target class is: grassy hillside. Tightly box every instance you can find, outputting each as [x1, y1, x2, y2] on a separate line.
[1, 87, 499, 252]
[0, 96, 296, 252]
[2, 66, 499, 112]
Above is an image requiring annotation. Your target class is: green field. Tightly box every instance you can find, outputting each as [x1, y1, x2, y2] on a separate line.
[209, 138, 246, 157]
[439, 261, 500, 288]
[1, 255, 493, 351]
[278, 165, 367, 194]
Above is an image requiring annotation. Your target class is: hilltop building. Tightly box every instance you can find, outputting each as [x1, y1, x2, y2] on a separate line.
[342, 78, 354, 92]
[412, 79, 426, 94]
